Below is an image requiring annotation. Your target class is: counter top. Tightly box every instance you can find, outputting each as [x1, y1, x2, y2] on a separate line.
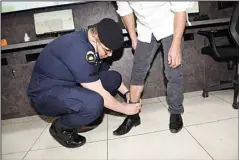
[1, 18, 230, 53]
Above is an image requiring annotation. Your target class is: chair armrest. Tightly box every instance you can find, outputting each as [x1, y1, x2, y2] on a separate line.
[197, 30, 221, 57]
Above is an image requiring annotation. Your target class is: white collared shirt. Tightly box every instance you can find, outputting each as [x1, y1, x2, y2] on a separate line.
[116, 1, 194, 43]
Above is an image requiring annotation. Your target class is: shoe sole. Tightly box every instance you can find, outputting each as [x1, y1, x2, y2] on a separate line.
[49, 128, 86, 148]
[170, 126, 183, 134]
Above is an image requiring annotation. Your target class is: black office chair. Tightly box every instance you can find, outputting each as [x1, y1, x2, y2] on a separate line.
[198, 2, 239, 109]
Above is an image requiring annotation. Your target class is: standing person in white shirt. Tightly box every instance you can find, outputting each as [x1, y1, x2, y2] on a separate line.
[113, 1, 194, 136]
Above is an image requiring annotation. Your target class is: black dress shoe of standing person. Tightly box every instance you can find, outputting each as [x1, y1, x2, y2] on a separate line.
[113, 113, 141, 136]
[169, 114, 183, 133]
[49, 119, 86, 148]
[113, 100, 141, 136]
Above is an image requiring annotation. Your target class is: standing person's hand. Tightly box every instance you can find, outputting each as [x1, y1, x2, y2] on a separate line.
[168, 44, 182, 68]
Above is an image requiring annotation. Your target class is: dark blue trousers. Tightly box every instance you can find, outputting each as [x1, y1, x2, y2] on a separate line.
[34, 70, 122, 128]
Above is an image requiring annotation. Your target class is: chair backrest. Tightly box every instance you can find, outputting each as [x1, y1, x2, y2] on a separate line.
[229, 2, 239, 47]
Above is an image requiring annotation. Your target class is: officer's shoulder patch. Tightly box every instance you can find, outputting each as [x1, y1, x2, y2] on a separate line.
[86, 50, 96, 63]
[86, 51, 94, 56]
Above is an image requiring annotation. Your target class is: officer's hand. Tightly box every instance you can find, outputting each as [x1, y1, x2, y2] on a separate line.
[123, 100, 141, 115]
[123, 91, 130, 103]
[132, 38, 138, 50]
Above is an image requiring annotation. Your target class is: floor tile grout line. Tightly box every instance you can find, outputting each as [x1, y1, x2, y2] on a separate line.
[157, 97, 169, 110]
[2, 118, 53, 126]
[2, 151, 29, 155]
[157, 93, 204, 103]
[184, 127, 215, 160]
[21, 151, 29, 160]
[139, 100, 164, 107]
[210, 93, 234, 105]
[143, 101, 162, 105]
[158, 94, 205, 108]
[184, 117, 238, 128]
[107, 128, 170, 141]
[22, 122, 51, 160]
[24, 139, 108, 152]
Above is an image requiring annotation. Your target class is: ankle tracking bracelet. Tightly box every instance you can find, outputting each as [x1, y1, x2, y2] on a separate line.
[123, 91, 130, 102]
[124, 91, 130, 96]
[129, 100, 140, 104]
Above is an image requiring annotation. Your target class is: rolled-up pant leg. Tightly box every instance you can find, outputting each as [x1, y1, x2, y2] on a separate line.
[162, 35, 184, 114]
[130, 36, 160, 85]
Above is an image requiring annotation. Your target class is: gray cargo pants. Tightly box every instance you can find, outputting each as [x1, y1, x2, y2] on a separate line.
[130, 35, 184, 114]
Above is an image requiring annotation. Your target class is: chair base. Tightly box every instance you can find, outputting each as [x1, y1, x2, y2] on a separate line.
[203, 81, 233, 95]
[202, 80, 238, 110]
[232, 102, 239, 109]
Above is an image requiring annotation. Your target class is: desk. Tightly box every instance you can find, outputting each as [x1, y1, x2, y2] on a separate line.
[188, 17, 230, 27]
[184, 17, 230, 37]
[1, 18, 231, 53]
[122, 18, 231, 34]
[1, 36, 130, 53]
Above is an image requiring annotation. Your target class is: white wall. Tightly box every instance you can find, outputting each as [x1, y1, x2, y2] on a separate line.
[1, 1, 85, 13]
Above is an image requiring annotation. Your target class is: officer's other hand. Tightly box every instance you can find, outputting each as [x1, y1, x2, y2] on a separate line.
[123, 91, 130, 103]
[123, 100, 141, 115]
[126, 93, 130, 104]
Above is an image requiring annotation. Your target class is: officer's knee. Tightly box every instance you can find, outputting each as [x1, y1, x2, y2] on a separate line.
[109, 71, 122, 89]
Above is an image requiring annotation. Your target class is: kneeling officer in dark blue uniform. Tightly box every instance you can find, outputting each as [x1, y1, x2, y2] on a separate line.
[27, 18, 141, 148]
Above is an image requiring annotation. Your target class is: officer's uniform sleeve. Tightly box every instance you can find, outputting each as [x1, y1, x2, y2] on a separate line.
[100, 61, 110, 71]
[60, 48, 100, 84]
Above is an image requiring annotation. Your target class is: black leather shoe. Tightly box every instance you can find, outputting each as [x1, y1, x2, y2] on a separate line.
[49, 120, 86, 148]
[169, 114, 183, 133]
[113, 114, 141, 136]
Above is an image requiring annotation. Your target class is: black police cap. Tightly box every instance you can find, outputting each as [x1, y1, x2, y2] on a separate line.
[97, 18, 124, 50]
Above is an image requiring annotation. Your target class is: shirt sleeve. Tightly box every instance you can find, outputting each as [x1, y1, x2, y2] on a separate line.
[170, 1, 195, 12]
[100, 61, 110, 71]
[116, 1, 133, 16]
[170, 1, 195, 26]
[60, 46, 100, 84]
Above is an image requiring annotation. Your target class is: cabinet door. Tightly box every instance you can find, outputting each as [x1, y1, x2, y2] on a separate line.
[1, 63, 37, 119]
[2, 65, 24, 119]
[20, 62, 38, 117]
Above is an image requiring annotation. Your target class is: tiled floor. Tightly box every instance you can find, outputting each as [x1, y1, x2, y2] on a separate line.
[2, 90, 238, 160]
